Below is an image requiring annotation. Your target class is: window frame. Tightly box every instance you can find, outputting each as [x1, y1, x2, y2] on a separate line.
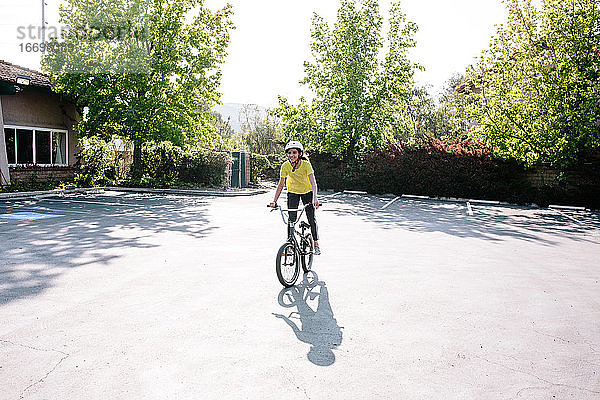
[4, 125, 69, 166]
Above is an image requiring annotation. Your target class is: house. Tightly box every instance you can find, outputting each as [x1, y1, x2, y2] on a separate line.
[0, 60, 79, 185]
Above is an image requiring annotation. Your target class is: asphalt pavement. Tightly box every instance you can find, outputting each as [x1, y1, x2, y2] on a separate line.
[1, 189, 599, 399]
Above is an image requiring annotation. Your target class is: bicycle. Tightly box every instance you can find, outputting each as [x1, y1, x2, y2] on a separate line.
[268, 202, 317, 287]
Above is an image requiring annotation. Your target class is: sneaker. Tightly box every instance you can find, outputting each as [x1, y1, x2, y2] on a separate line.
[314, 246, 321, 255]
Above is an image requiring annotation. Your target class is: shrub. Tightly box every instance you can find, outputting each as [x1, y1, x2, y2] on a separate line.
[311, 137, 530, 204]
[136, 141, 230, 188]
[74, 138, 230, 189]
[0, 174, 62, 193]
[181, 148, 231, 187]
[249, 154, 270, 184]
[359, 138, 528, 201]
[140, 141, 184, 185]
[308, 151, 354, 191]
[250, 153, 286, 183]
[309, 136, 599, 208]
[74, 137, 116, 186]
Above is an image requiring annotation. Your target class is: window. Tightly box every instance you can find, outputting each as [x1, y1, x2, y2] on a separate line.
[16, 129, 33, 164]
[4, 128, 15, 164]
[53, 131, 67, 164]
[36, 130, 51, 164]
[3, 126, 68, 165]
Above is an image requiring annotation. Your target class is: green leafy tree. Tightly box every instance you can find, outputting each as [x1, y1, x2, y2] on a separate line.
[210, 111, 234, 142]
[42, 0, 234, 177]
[236, 105, 283, 155]
[425, 74, 469, 138]
[404, 86, 435, 140]
[465, 0, 600, 167]
[274, 0, 419, 161]
[273, 96, 318, 150]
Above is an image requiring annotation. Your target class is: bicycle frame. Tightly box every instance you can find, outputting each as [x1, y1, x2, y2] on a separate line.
[270, 202, 318, 287]
[271, 203, 313, 255]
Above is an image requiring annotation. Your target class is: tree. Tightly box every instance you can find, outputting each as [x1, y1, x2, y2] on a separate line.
[465, 0, 600, 167]
[274, 0, 420, 161]
[42, 0, 234, 176]
[210, 111, 234, 141]
[426, 73, 469, 138]
[405, 86, 435, 140]
[231, 105, 283, 154]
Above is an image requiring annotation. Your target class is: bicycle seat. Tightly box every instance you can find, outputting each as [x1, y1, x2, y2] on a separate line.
[299, 221, 310, 229]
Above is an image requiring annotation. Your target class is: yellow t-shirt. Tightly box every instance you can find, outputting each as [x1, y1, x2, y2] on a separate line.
[280, 160, 314, 194]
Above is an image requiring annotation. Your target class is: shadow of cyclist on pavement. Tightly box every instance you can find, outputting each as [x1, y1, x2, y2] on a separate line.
[274, 272, 343, 366]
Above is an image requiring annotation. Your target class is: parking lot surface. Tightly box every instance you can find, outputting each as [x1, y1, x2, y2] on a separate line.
[1, 190, 599, 399]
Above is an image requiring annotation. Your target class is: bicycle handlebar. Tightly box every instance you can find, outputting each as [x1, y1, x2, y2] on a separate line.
[267, 203, 315, 212]
[267, 202, 322, 226]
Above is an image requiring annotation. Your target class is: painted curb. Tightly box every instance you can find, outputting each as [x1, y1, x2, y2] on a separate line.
[0, 188, 95, 200]
[105, 187, 268, 197]
[0, 186, 268, 200]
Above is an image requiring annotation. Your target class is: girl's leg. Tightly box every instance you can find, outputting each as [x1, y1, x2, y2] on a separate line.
[300, 192, 319, 241]
[287, 193, 300, 238]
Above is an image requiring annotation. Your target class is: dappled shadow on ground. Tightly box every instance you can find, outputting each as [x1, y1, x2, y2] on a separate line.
[322, 193, 600, 245]
[0, 192, 216, 305]
[274, 271, 343, 366]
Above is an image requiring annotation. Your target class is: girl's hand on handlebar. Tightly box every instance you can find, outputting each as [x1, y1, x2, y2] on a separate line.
[268, 202, 277, 208]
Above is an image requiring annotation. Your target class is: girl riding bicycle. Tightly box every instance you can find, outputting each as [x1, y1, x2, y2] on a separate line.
[269, 141, 321, 255]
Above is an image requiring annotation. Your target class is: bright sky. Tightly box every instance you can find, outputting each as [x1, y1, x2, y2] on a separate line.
[204, 0, 507, 107]
[1, 0, 506, 108]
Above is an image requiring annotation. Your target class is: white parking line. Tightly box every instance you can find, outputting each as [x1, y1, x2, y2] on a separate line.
[381, 196, 400, 210]
[553, 209, 583, 225]
[15, 206, 89, 214]
[469, 199, 500, 205]
[343, 190, 368, 195]
[0, 211, 64, 220]
[41, 199, 146, 207]
[34, 194, 61, 200]
[549, 204, 586, 211]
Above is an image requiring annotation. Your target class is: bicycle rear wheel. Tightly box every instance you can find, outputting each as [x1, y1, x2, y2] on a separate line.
[276, 242, 299, 287]
[300, 233, 314, 273]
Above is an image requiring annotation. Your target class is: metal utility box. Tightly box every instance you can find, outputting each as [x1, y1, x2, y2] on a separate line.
[230, 151, 249, 188]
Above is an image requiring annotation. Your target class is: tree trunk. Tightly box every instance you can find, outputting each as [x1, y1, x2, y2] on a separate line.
[131, 138, 143, 180]
[344, 127, 358, 163]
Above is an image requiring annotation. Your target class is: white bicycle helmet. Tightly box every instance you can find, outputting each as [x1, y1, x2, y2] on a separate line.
[285, 140, 304, 152]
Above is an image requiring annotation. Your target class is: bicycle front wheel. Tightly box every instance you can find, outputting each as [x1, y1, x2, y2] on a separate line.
[276, 242, 299, 287]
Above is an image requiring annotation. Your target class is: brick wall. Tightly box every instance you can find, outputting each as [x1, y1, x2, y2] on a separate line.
[522, 164, 600, 190]
[245, 153, 251, 187]
[521, 165, 558, 188]
[10, 166, 76, 183]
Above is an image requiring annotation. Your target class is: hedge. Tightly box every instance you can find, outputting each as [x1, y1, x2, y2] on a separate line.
[250, 153, 286, 184]
[75, 138, 230, 188]
[139, 142, 230, 187]
[308, 137, 600, 209]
